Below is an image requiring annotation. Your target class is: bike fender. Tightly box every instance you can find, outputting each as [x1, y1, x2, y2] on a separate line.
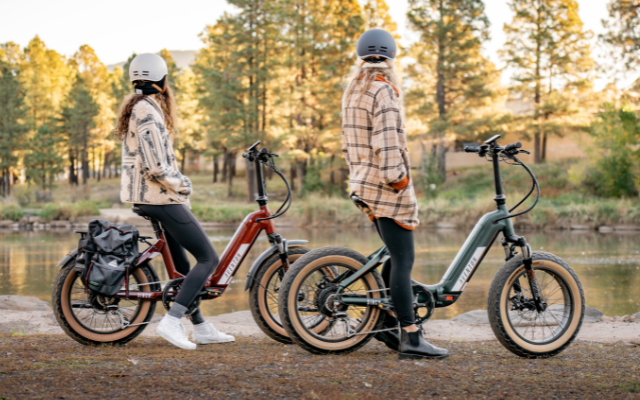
[57, 248, 79, 268]
[243, 239, 308, 291]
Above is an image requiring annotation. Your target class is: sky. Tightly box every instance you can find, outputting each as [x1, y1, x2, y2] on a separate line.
[0, 0, 613, 87]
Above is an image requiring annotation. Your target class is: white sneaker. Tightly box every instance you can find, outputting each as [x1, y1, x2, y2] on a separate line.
[192, 322, 235, 344]
[155, 315, 197, 350]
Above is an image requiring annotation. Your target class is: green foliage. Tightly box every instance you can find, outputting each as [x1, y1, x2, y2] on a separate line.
[0, 204, 24, 221]
[600, 0, 640, 73]
[0, 44, 28, 197]
[191, 203, 256, 223]
[579, 103, 640, 197]
[39, 203, 70, 221]
[406, 0, 502, 178]
[501, 0, 593, 163]
[24, 124, 64, 191]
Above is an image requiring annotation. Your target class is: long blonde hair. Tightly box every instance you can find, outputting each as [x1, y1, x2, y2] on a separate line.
[114, 86, 178, 140]
[343, 59, 404, 118]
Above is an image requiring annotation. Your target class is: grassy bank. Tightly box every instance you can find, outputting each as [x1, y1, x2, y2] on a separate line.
[3, 159, 640, 228]
[1, 335, 639, 398]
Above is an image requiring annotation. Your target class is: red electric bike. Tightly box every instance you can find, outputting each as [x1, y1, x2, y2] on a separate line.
[52, 142, 309, 346]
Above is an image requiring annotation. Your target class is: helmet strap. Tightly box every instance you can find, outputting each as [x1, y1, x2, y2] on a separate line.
[132, 75, 167, 95]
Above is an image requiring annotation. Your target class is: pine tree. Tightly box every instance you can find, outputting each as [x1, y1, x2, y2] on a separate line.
[363, 0, 398, 36]
[407, 0, 499, 179]
[159, 49, 180, 93]
[0, 43, 28, 197]
[20, 36, 73, 130]
[600, 0, 640, 75]
[501, 0, 593, 163]
[61, 75, 99, 185]
[70, 45, 115, 181]
[23, 124, 64, 193]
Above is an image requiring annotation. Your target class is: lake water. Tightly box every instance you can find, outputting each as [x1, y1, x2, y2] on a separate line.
[1, 226, 639, 320]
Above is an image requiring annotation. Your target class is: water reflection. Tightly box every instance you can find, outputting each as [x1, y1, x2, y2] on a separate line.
[0, 227, 638, 320]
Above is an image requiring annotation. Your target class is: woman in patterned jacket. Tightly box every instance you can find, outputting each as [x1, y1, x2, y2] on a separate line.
[115, 53, 233, 350]
[342, 30, 448, 359]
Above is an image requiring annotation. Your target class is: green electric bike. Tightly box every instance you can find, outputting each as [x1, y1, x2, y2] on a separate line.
[278, 135, 584, 358]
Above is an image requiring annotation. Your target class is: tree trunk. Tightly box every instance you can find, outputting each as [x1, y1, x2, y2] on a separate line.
[68, 152, 76, 185]
[296, 160, 305, 195]
[213, 155, 219, 183]
[542, 131, 547, 161]
[290, 163, 296, 192]
[82, 128, 88, 185]
[180, 148, 187, 172]
[534, 3, 542, 164]
[221, 151, 229, 183]
[437, 140, 447, 178]
[227, 153, 235, 197]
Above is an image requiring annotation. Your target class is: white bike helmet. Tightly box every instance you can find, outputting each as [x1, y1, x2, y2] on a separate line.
[129, 53, 168, 94]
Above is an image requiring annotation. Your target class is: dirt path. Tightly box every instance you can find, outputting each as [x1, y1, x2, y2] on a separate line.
[1, 335, 639, 399]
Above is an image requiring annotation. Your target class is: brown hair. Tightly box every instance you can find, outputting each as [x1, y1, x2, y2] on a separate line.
[114, 86, 179, 140]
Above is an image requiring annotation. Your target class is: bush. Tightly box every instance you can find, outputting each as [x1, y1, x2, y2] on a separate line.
[0, 204, 24, 221]
[191, 203, 256, 223]
[39, 203, 71, 221]
[69, 201, 100, 218]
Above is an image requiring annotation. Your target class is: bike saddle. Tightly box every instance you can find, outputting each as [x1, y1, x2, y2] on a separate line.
[131, 205, 151, 220]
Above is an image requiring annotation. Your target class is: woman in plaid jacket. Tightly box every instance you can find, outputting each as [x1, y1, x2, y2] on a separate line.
[342, 29, 449, 359]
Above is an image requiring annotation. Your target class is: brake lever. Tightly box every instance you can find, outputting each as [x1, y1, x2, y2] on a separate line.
[518, 150, 531, 155]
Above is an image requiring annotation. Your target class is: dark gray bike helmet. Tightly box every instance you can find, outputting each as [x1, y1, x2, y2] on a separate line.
[356, 29, 397, 61]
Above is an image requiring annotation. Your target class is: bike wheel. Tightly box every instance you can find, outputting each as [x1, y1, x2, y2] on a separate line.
[488, 251, 584, 358]
[249, 245, 311, 344]
[279, 246, 385, 355]
[52, 257, 159, 346]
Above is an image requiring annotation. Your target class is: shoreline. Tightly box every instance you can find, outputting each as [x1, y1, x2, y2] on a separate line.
[3, 296, 639, 345]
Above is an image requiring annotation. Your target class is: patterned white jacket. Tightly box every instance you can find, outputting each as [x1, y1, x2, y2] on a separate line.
[120, 98, 192, 205]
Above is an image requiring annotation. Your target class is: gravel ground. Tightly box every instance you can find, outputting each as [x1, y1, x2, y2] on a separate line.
[1, 335, 639, 399]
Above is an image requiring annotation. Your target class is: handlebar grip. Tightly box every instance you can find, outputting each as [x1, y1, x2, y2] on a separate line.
[505, 142, 522, 151]
[463, 146, 479, 153]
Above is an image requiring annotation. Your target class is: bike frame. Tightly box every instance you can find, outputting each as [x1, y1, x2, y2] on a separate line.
[337, 135, 537, 309]
[113, 144, 286, 302]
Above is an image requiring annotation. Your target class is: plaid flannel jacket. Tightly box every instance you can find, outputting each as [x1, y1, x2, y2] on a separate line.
[341, 79, 419, 229]
[120, 98, 192, 206]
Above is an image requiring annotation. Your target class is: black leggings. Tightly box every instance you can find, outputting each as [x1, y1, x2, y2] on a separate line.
[374, 217, 416, 327]
[136, 204, 219, 309]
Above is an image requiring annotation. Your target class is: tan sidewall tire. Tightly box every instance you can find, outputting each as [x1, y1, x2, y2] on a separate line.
[286, 255, 382, 352]
[252, 252, 306, 340]
[59, 265, 153, 343]
[489, 252, 584, 357]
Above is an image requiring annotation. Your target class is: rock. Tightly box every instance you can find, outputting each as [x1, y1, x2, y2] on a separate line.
[0, 220, 14, 227]
[614, 225, 640, 232]
[50, 220, 71, 228]
[72, 215, 102, 224]
[615, 340, 638, 347]
[570, 224, 592, 231]
[601, 315, 614, 322]
[451, 310, 489, 324]
[598, 226, 614, 233]
[631, 311, 640, 322]
[0, 295, 51, 312]
[18, 215, 41, 225]
[584, 306, 603, 323]
[436, 222, 458, 230]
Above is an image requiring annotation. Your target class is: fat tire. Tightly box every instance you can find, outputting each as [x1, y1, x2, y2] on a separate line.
[487, 251, 584, 358]
[52, 257, 159, 346]
[248, 246, 311, 344]
[279, 246, 385, 355]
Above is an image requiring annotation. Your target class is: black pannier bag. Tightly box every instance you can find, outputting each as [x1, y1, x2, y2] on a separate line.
[79, 220, 139, 296]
